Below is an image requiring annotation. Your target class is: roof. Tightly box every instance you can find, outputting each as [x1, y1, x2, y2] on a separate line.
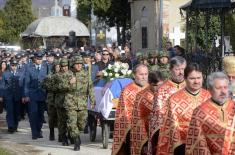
[21, 16, 90, 37]
[180, 0, 235, 10]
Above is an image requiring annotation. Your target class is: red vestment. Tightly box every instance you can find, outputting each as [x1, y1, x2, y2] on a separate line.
[131, 86, 154, 155]
[157, 89, 211, 155]
[112, 82, 145, 155]
[185, 99, 235, 155]
[149, 80, 186, 154]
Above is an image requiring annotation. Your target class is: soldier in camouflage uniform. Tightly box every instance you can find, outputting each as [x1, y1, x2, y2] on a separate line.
[148, 50, 158, 72]
[54, 58, 74, 146]
[64, 56, 94, 151]
[154, 50, 170, 79]
[42, 61, 60, 141]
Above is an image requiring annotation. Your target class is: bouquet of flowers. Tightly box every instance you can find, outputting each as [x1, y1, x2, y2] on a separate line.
[102, 62, 132, 81]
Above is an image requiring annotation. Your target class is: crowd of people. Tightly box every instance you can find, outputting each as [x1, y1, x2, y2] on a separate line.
[1, 41, 234, 154]
[112, 51, 235, 155]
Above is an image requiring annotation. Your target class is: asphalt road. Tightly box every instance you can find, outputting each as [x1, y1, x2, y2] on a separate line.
[0, 112, 112, 155]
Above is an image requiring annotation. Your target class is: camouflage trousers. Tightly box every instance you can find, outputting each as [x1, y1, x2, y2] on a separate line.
[57, 107, 67, 137]
[66, 109, 87, 138]
[47, 104, 57, 128]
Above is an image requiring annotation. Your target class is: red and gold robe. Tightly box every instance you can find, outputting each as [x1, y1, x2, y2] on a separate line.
[185, 99, 235, 155]
[149, 80, 186, 154]
[131, 86, 154, 155]
[157, 88, 211, 155]
[112, 82, 145, 155]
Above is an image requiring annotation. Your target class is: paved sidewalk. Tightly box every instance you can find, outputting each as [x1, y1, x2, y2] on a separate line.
[0, 112, 112, 155]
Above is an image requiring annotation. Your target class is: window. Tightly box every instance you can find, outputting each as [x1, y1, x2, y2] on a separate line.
[142, 27, 148, 48]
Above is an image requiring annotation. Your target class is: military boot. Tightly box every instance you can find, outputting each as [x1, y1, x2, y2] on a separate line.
[62, 135, 69, 146]
[49, 128, 55, 141]
[74, 136, 81, 151]
[58, 134, 62, 142]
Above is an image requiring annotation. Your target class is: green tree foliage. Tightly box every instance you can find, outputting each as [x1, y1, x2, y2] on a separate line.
[77, 0, 92, 26]
[0, 0, 34, 43]
[76, 0, 130, 45]
[186, 10, 220, 52]
[225, 12, 235, 52]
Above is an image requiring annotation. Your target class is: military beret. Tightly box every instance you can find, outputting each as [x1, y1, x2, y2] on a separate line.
[60, 58, 69, 67]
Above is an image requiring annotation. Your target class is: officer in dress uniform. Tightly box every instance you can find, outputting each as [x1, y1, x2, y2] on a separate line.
[0, 59, 25, 133]
[24, 52, 48, 139]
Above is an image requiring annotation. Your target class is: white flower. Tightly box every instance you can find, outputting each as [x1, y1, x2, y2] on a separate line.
[110, 78, 114, 81]
[115, 73, 120, 77]
[109, 73, 113, 77]
[121, 70, 127, 75]
[102, 70, 107, 74]
[114, 68, 119, 73]
[108, 64, 112, 69]
[104, 72, 108, 76]
[121, 63, 129, 69]
[127, 70, 132, 75]
[115, 63, 121, 69]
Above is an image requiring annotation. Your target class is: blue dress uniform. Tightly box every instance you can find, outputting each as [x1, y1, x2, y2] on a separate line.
[1, 60, 25, 133]
[24, 52, 48, 139]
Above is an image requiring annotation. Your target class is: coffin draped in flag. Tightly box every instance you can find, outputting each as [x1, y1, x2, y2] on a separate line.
[97, 78, 133, 119]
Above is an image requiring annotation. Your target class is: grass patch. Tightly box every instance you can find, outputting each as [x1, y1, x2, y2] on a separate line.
[0, 147, 14, 155]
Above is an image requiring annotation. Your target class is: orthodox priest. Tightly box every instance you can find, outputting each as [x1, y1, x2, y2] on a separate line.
[185, 72, 235, 155]
[149, 56, 187, 154]
[157, 63, 211, 155]
[131, 71, 164, 155]
[112, 64, 149, 155]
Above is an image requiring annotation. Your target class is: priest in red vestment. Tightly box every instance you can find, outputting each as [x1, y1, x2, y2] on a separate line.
[185, 72, 235, 155]
[112, 64, 149, 155]
[149, 56, 187, 154]
[157, 63, 211, 155]
[131, 71, 164, 155]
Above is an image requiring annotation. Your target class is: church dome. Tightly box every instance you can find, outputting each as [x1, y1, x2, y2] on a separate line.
[21, 16, 90, 37]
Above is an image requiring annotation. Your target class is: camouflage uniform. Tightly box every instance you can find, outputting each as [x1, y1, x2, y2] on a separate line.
[155, 50, 170, 79]
[42, 61, 61, 141]
[42, 73, 57, 140]
[54, 59, 74, 145]
[64, 57, 95, 151]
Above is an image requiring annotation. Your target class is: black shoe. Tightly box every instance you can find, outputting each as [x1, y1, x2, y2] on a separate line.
[73, 136, 81, 151]
[38, 132, 43, 138]
[13, 127, 18, 132]
[62, 135, 69, 146]
[8, 128, 14, 133]
[32, 136, 38, 140]
[49, 128, 55, 141]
